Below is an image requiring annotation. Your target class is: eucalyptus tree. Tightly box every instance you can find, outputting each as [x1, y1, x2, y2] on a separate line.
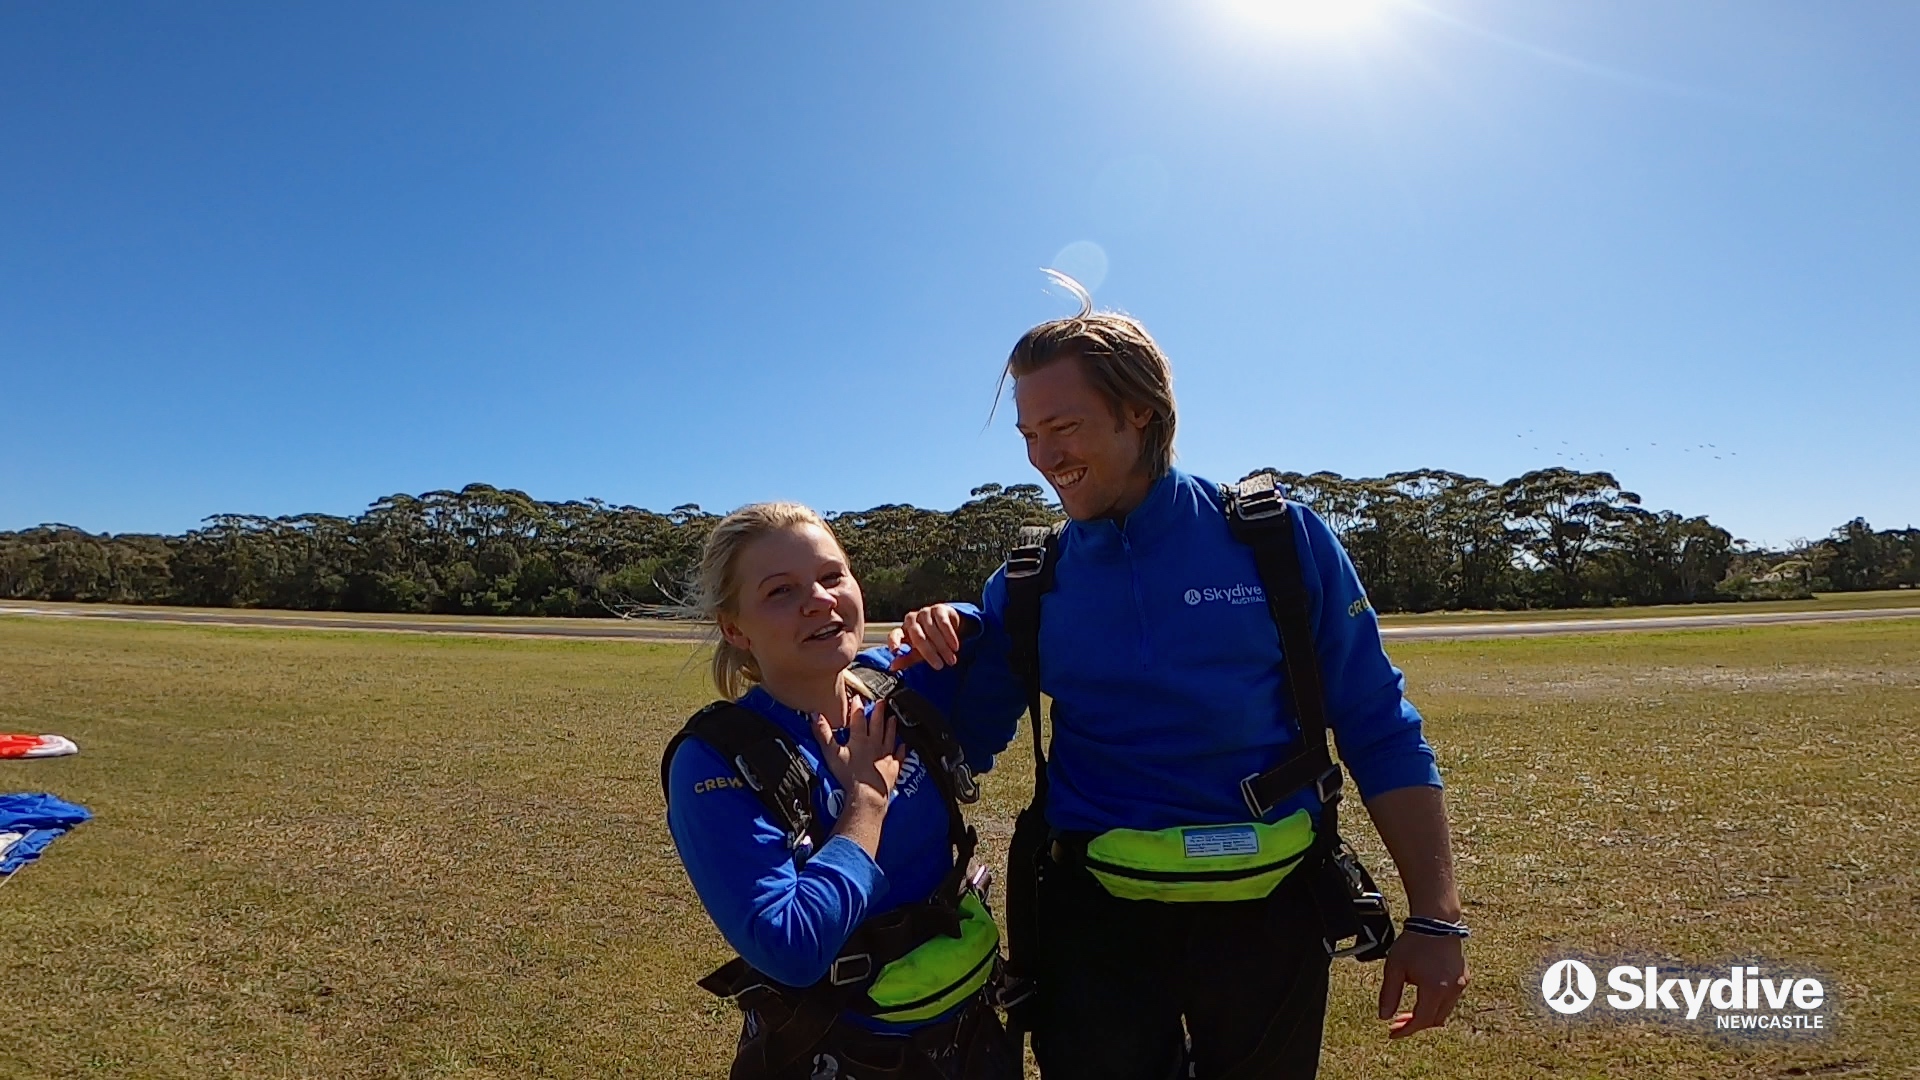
[1503, 468, 1642, 606]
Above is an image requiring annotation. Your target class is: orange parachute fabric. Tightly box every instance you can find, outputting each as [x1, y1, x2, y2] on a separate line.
[0, 734, 79, 759]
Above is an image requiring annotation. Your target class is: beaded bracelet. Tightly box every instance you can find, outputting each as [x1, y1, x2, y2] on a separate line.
[1402, 916, 1470, 940]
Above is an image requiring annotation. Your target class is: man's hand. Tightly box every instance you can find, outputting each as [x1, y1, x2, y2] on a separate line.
[1378, 932, 1467, 1038]
[886, 603, 965, 670]
[1362, 784, 1468, 1039]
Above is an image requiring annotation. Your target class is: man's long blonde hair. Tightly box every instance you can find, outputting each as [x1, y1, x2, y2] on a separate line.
[997, 270, 1178, 479]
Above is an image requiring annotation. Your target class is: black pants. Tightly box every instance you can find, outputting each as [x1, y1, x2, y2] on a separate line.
[1031, 859, 1332, 1080]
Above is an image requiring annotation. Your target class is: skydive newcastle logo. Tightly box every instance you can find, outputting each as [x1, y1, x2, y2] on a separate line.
[1542, 960, 1598, 1014]
[1541, 958, 1831, 1033]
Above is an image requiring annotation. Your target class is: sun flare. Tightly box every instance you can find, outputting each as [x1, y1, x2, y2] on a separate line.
[1218, 0, 1388, 38]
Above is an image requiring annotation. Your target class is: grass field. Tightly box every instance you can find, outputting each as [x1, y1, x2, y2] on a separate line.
[2, 616, 1916, 1078]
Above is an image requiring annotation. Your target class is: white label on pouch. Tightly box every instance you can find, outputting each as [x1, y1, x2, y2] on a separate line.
[1182, 825, 1259, 858]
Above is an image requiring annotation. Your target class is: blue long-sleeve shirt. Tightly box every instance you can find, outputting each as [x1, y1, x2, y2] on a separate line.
[664, 630, 989, 996]
[947, 468, 1441, 835]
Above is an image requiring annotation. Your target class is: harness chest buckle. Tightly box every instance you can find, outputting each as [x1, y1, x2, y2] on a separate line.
[1314, 766, 1344, 807]
[1231, 475, 1287, 521]
[1005, 546, 1047, 579]
[828, 953, 873, 987]
[1238, 773, 1270, 820]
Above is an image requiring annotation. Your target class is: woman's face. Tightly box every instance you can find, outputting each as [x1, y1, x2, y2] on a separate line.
[719, 522, 865, 689]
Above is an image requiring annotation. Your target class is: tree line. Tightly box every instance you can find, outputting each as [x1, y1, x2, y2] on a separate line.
[2, 468, 1913, 620]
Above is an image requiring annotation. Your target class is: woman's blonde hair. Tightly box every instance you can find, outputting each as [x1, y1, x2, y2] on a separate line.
[695, 501, 837, 699]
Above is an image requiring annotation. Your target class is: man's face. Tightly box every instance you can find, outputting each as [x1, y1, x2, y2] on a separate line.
[1014, 354, 1154, 522]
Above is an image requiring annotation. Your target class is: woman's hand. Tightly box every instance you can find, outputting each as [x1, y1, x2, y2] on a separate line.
[887, 603, 966, 670]
[810, 682, 906, 858]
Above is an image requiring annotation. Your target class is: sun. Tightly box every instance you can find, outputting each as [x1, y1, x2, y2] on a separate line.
[1218, 0, 1388, 38]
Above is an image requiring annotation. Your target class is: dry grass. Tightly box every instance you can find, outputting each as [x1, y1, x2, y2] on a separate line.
[1, 617, 1915, 1078]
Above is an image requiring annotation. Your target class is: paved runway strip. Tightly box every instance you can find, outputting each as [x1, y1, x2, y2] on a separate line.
[4, 599, 1917, 643]
[1381, 606, 1920, 640]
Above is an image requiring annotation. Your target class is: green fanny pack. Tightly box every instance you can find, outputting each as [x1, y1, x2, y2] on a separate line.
[1081, 809, 1317, 903]
[864, 891, 1001, 1023]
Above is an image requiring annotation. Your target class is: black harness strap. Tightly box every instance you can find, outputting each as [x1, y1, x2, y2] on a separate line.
[845, 663, 981, 910]
[661, 669, 991, 1074]
[998, 485, 1343, 834]
[1222, 473, 1396, 964]
[844, 665, 981, 807]
[1221, 474, 1346, 825]
[661, 701, 827, 852]
[660, 705, 838, 1076]
[999, 522, 1063, 1025]
[1004, 522, 1064, 801]
[996, 477, 1395, 976]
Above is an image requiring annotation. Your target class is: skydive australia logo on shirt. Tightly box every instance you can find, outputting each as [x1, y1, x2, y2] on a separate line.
[1183, 583, 1265, 607]
[824, 751, 926, 818]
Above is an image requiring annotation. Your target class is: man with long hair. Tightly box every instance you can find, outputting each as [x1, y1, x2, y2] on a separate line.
[893, 275, 1467, 1079]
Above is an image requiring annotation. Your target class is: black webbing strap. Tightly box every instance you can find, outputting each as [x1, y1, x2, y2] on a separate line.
[1000, 522, 1063, 1026]
[663, 703, 834, 1074]
[1225, 477, 1402, 962]
[1222, 475, 1345, 825]
[700, 954, 845, 1078]
[1004, 522, 1064, 803]
[697, 899, 966, 999]
[844, 664, 981, 909]
[844, 665, 981, 806]
[669, 678, 982, 1066]
[660, 701, 827, 852]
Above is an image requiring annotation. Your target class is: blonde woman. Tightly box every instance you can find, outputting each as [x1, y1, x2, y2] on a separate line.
[660, 503, 1019, 1080]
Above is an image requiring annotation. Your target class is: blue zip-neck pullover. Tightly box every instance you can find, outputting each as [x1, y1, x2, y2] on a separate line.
[953, 468, 1440, 834]
[665, 628, 1003, 1029]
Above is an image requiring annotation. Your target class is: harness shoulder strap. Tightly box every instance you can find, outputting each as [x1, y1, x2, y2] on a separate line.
[669, 689, 987, 1067]
[998, 521, 1065, 1025]
[844, 664, 980, 806]
[660, 701, 827, 851]
[844, 663, 981, 907]
[1222, 473, 1345, 820]
[1004, 522, 1065, 801]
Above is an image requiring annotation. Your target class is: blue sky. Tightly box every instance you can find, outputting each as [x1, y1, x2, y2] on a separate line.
[2, 1, 1914, 550]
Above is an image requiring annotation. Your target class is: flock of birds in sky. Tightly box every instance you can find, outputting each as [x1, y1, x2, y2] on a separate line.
[1515, 430, 1738, 468]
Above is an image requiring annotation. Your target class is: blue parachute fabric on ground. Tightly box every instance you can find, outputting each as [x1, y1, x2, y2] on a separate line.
[0, 792, 92, 876]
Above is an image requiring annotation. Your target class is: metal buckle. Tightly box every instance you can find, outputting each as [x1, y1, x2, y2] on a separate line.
[784, 795, 812, 852]
[1238, 772, 1271, 820]
[1325, 888, 1393, 959]
[1232, 476, 1286, 521]
[885, 695, 913, 726]
[965, 863, 992, 903]
[828, 953, 873, 986]
[1325, 917, 1387, 959]
[1314, 766, 1344, 807]
[1242, 765, 1343, 818]
[949, 757, 981, 803]
[993, 973, 1036, 1010]
[733, 755, 764, 792]
[1005, 545, 1046, 579]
